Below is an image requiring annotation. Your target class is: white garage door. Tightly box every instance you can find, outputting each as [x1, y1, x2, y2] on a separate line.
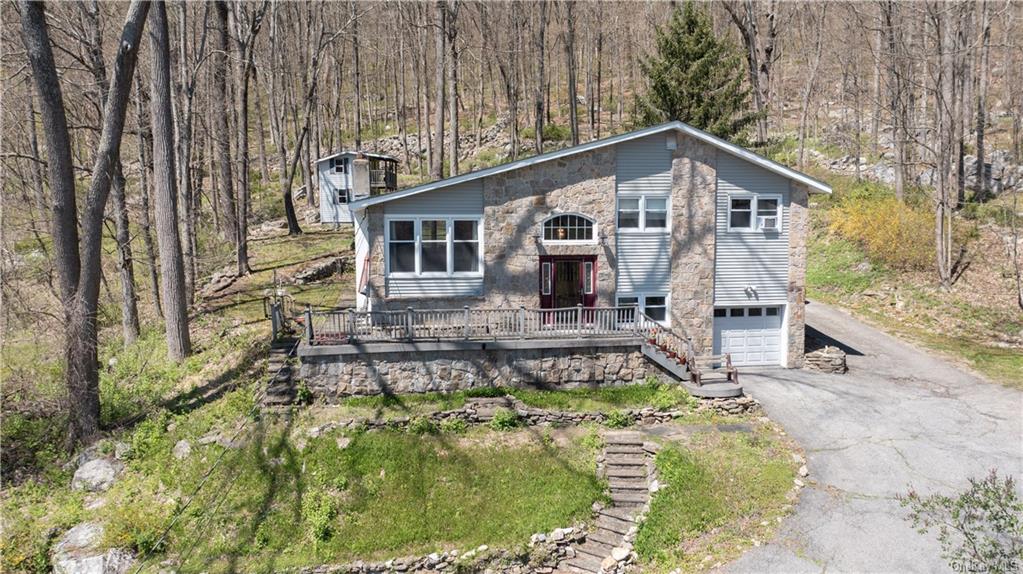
[713, 306, 784, 366]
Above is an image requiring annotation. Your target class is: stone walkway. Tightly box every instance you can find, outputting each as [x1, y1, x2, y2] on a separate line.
[560, 431, 651, 574]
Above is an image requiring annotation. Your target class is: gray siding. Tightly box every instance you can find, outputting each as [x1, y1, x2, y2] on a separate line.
[386, 276, 484, 299]
[318, 161, 352, 223]
[383, 181, 483, 215]
[615, 134, 673, 196]
[616, 233, 671, 293]
[615, 134, 672, 294]
[714, 153, 790, 305]
[384, 181, 484, 299]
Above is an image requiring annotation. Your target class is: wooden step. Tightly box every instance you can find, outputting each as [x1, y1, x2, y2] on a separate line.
[604, 433, 643, 445]
[605, 455, 645, 466]
[598, 507, 636, 523]
[564, 553, 602, 573]
[606, 466, 646, 478]
[611, 491, 649, 505]
[575, 540, 615, 559]
[605, 444, 644, 454]
[586, 528, 623, 548]
[595, 514, 633, 535]
[609, 477, 647, 490]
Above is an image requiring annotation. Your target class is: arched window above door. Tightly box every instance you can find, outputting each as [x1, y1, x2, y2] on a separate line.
[542, 213, 596, 243]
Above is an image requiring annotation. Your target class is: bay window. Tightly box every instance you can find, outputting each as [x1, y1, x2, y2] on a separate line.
[386, 217, 483, 276]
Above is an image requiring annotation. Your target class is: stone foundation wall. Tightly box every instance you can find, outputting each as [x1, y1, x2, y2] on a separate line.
[298, 346, 649, 400]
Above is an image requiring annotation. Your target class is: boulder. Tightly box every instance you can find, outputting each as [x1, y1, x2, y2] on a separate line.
[71, 458, 123, 493]
[172, 440, 192, 460]
[52, 523, 134, 574]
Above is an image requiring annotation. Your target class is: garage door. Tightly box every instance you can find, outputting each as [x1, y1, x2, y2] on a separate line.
[713, 306, 784, 366]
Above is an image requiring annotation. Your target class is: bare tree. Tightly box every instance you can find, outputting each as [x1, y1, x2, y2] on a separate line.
[723, 0, 780, 143]
[563, 0, 579, 145]
[533, 0, 547, 154]
[149, 0, 192, 360]
[20, 0, 150, 446]
[431, 0, 447, 178]
[447, 0, 460, 175]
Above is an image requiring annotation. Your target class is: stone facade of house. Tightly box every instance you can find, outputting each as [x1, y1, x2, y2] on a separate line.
[298, 345, 649, 399]
[786, 182, 810, 368]
[668, 135, 718, 353]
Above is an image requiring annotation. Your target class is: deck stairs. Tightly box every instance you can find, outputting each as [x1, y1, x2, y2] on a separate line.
[640, 337, 743, 399]
[560, 432, 650, 574]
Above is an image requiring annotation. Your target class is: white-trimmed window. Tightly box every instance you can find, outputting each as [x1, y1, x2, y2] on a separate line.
[387, 220, 416, 273]
[330, 157, 346, 174]
[618, 195, 669, 231]
[728, 195, 782, 232]
[616, 293, 670, 325]
[335, 188, 350, 204]
[542, 213, 596, 243]
[386, 217, 484, 276]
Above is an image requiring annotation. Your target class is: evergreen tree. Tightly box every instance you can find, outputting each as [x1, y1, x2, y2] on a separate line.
[636, 2, 760, 142]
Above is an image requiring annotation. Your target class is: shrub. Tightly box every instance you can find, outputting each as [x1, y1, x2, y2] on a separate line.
[604, 409, 633, 429]
[407, 416, 439, 435]
[828, 193, 934, 270]
[650, 385, 699, 411]
[542, 123, 571, 141]
[295, 381, 313, 405]
[128, 410, 171, 461]
[489, 408, 521, 431]
[900, 470, 1023, 574]
[439, 418, 468, 434]
[302, 490, 339, 542]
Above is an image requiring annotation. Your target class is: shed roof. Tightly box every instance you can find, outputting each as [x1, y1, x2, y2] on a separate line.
[350, 121, 831, 209]
[315, 150, 398, 164]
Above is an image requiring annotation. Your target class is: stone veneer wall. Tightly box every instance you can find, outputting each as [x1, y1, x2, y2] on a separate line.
[364, 147, 618, 311]
[669, 136, 718, 353]
[298, 345, 649, 399]
[786, 182, 810, 367]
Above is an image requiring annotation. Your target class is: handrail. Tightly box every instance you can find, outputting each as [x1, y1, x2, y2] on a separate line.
[304, 304, 695, 351]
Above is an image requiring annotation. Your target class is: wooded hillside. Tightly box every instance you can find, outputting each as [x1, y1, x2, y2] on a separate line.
[2, 0, 1022, 449]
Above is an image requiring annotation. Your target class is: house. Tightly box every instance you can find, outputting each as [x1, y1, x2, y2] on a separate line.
[344, 121, 830, 369]
[315, 151, 399, 224]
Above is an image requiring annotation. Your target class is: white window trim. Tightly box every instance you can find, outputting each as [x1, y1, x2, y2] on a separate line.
[384, 216, 484, 278]
[540, 212, 599, 245]
[616, 292, 671, 326]
[727, 194, 782, 233]
[616, 195, 671, 234]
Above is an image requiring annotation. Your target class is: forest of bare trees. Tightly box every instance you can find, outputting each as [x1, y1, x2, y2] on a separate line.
[2, 0, 1022, 446]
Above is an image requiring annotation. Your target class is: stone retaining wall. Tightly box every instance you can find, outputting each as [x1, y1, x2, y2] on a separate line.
[803, 345, 848, 374]
[304, 395, 762, 438]
[298, 346, 649, 400]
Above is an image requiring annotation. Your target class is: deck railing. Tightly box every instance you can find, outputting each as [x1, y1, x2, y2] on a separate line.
[303, 304, 695, 366]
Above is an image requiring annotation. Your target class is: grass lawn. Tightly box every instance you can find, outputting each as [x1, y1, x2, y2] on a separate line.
[635, 428, 797, 572]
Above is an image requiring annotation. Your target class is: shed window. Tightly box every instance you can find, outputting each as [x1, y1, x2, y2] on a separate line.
[543, 214, 595, 242]
[331, 158, 346, 174]
[335, 189, 349, 204]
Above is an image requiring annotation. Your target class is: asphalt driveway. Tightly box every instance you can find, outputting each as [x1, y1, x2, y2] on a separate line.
[725, 301, 1023, 574]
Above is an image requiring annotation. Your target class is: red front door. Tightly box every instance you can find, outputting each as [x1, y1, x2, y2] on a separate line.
[539, 256, 597, 309]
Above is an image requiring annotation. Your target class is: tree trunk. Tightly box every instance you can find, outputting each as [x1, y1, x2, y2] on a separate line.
[213, 1, 237, 238]
[351, 1, 363, 149]
[975, 0, 991, 200]
[797, 6, 826, 171]
[565, 0, 579, 146]
[431, 0, 447, 178]
[135, 76, 162, 319]
[150, 1, 192, 360]
[21, 0, 150, 446]
[533, 0, 547, 154]
[447, 0, 459, 176]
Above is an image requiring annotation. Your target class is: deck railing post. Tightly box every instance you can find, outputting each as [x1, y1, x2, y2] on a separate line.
[304, 304, 313, 345]
[519, 306, 526, 339]
[406, 307, 415, 341]
[463, 306, 470, 339]
[577, 304, 583, 338]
